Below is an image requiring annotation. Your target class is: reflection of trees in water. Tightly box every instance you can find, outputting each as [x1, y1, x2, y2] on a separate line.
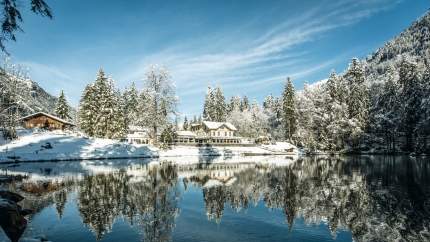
[196, 156, 430, 241]
[78, 162, 180, 241]
[53, 189, 68, 218]
[10, 156, 429, 242]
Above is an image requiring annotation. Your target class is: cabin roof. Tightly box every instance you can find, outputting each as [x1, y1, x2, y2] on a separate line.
[19, 112, 75, 126]
[202, 121, 237, 131]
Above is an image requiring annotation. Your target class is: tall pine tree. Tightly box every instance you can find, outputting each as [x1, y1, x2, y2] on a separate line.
[282, 78, 296, 142]
[55, 90, 70, 120]
[78, 84, 97, 136]
[213, 86, 226, 122]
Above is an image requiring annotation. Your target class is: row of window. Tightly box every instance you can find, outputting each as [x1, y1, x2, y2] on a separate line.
[211, 131, 233, 137]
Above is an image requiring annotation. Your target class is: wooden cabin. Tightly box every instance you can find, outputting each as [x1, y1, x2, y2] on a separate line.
[20, 112, 75, 130]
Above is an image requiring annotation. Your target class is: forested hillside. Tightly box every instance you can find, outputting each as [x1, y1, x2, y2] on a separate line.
[294, 11, 430, 153]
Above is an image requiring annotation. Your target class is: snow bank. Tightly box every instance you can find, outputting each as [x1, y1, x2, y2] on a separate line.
[261, 142, 297, 152]
[0, 130, 156, 163]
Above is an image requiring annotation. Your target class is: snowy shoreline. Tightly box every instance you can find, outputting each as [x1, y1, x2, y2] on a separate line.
[0, 131, 298, 164]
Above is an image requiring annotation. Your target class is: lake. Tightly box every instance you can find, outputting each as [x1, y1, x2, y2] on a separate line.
[0, 155, 429, 242]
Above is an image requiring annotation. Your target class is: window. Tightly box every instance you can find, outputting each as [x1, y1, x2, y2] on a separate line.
[225, 131, 227, 136]
[218, 131, 220, 136]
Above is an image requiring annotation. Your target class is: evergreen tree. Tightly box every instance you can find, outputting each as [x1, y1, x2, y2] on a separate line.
[263, 94, 275, 110]
[160, 124, 177, 146]
[203, 86, 212, 120]
[183, 116, 189, 130]
[398, 57, 421, 151]
[78, 84, 97, 136]
[344, 58, 369, 147]
[240, 96, 250, 111]
[345, 58, 368, 122]
[282, 78, 297, 142]
[227, 96, 241, 113]
[55, 90, 70, 120]
[122, 82, 139, 131]
[213, 86, 226, 122]
[78, 69, 127, 139]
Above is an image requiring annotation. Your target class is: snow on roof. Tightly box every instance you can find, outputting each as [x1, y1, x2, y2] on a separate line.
[176, 131, 196, 137]
[223, 122, 237, 131]
[128, 125, 150, 132]
[19, 112, 75, 126]
[202, 121, 237, 131]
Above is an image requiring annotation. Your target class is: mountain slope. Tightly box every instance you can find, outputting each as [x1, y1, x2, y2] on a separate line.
[0, 72, 75, 119]
[365, 11, 430, 81]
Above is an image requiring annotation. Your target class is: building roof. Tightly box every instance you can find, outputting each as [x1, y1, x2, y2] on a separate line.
[202, 121, 237, 131]
[177, 130, 197, 137]
[19, 112, 75, 126]
[128, 125, 150, 132]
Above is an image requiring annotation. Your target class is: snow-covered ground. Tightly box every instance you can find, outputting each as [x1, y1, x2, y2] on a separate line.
[0, 130, 297, 163]
[0, 130, 156, 162]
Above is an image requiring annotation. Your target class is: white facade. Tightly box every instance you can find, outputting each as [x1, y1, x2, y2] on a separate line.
[125, 126, 151, 144]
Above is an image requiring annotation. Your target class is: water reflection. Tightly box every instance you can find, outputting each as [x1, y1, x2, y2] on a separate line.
[1, 156, 429, 242]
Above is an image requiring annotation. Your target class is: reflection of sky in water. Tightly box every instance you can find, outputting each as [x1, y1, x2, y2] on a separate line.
[0, 156, 429, 242]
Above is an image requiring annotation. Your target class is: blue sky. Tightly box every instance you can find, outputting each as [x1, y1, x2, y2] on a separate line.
[6, 0, 429, 117]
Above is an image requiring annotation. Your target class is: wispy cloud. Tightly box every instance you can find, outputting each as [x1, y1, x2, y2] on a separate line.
[16, 0, 404, 114]
[119, 0, 400, 107]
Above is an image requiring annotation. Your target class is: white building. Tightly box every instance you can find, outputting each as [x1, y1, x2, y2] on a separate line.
[124, 126, 152, 144]
[178, 121, 241, 145]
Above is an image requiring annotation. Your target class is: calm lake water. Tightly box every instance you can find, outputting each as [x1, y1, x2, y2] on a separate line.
[0, 156, 429, 242]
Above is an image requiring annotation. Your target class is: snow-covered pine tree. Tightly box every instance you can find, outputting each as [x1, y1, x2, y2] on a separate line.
[92, 69, 111, 138]
[122, 82, 139, 131]
[263, 94, 275, 110]
[344, 58, 369, 147]
[55, 90, 71, 120]
[213, 86, 226, 122]
[183, 116, 189, 130]
[323, 71, 350, 150]
[373, 65, 400, 152]
[203, 86, 214, 121]
[160, 124, 177, 146]
[79, 69, 126, 139]
[398, 57, 421, 151]
[345, 58, 368, 122]
[417, 64, 430, 152]
[78, 84, 97, 136]
[227, 96, 241, 113]
[109, 88, 127, 139]
[240, 96, 250, 111]
[295, 83, 317, 150]
[282, 78, 297, 142]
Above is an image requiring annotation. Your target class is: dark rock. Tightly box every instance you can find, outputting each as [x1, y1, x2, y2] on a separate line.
[41, 142, 52, 149]
[20, 209, 33, 216]
[0, 191, 24, 203]
[0, 198, 28, 242]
